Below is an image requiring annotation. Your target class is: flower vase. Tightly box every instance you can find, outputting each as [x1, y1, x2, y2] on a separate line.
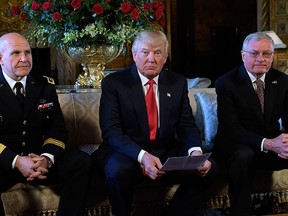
[66, 44, 123, 88]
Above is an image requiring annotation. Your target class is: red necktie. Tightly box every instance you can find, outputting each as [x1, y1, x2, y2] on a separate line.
[145, 80, 158, 142]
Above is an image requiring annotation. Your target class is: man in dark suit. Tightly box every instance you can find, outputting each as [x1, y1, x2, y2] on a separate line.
[213, 32, 288, 216]
[0, 32, 91, 215]
[92, 30, 213, 216]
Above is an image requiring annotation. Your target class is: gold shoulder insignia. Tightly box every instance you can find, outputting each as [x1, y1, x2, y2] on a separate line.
[0, 143, 6, 154]
[43, 76, 55, 85]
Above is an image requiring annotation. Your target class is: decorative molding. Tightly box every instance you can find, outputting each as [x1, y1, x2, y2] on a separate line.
[258, 0, 288, 72]
[257, 0, 270, 31]
[0, 0, 24, 33]
[269, 0, 288, 71]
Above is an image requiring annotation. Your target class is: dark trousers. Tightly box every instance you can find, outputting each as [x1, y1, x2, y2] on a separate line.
[93, 150, 216, 216]
[0, 149, 92, 216]
[214, 144, 288, 216]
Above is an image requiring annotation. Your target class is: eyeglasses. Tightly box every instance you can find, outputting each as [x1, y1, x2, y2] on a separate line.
[242, 50, 274, 58]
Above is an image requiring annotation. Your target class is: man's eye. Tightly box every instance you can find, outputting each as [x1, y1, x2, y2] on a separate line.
[155, 51, 161, 56]
[263, 52, 272, 58]
[12, 51, 20, 55]
[250, 52, 258, 57]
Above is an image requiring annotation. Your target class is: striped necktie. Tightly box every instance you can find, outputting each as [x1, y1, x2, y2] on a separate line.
[254, 78, 264, 112]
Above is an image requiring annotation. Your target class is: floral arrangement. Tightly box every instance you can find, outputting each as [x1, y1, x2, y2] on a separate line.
[12, 0, 165, 48]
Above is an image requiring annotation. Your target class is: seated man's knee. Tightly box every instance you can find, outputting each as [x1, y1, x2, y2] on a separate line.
[105, 153, 137, 182]
[229, 145, 254, 168]
[235, 145, 254, 160]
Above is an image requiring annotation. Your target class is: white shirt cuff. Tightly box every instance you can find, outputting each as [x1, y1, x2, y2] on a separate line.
[188, 147, 202, 155]
[261, 138, 268, 153]
[41, 153, 55, 164]
[137, 150, 146, 163]
[138, 147, 203, 164]
[12, 155, 19, 169]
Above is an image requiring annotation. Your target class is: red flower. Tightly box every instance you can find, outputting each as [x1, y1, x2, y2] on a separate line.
[42, 2, 52, 11]
[158, 16, 165, 27]
[144, 2, 152, 10]
[71, 0, 82, 10]
[153, 2, 165, 11]
[19, 0, 166, 48]
[31, 1, 41, 11]
[154, 8, 163, 20]
[11, 6, 21, 16]
[121, 2, 131, 14]
[92, 4, 104, 15]
[52, 12, 62, 21]
[20, 12, 27, 21]
[130, 8, 139, 21]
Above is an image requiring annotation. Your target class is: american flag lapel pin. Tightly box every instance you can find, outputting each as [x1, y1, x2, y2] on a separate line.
[167, 93, 171, 97]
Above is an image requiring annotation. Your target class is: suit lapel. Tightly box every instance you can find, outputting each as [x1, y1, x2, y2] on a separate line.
[158, 72, 173, 138]
[237, 65, 264, 122]
[126, 66, 150, 141]
[264, 70, 278, 122]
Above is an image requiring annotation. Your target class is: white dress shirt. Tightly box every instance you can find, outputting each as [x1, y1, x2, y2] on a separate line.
[136, 71, 202, 164]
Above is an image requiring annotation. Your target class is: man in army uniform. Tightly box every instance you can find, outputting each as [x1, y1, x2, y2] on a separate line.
[0, 32, 91, 215]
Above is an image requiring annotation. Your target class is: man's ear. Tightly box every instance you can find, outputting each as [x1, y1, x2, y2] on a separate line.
[132, 52, 137, 62]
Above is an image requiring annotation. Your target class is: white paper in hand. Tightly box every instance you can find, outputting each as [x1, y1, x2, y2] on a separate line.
[160, 153, 211, 171]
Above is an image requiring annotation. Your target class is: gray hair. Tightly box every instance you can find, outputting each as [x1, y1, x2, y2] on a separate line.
[132, 30, 168, 58]
[242, 32, 275, 51]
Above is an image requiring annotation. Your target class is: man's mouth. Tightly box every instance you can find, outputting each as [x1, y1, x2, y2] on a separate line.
[145, 66, 157, 70]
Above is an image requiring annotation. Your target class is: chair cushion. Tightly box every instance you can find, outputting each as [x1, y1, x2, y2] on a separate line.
[1, 183, 59, 215]
[194, 92, 218, 151]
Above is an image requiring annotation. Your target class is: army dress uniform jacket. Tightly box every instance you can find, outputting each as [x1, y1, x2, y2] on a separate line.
[0, 70, 67, 171]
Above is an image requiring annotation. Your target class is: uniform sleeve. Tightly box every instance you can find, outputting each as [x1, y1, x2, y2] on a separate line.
[40, 78, 67, 163]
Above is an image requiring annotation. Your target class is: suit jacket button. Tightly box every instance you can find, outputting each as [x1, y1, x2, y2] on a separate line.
[20, 152, 24, 156]
[22, 131, 26, 136]
[22, 142, 26, 147]
[23, 120, 27, 125]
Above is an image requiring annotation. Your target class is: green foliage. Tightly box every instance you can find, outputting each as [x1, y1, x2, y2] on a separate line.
[13, 0, 165, 48]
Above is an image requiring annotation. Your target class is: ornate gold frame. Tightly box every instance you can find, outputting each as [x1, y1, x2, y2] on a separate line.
[258, 0, 288, 73]
[0, 0, 24, 34]
[257, 0, 270, 31]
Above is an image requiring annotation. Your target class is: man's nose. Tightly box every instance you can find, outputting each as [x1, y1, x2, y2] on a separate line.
[148, 52, 156, 62]
[19, 54, 27, 62]
[256, 53, 265, 61]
